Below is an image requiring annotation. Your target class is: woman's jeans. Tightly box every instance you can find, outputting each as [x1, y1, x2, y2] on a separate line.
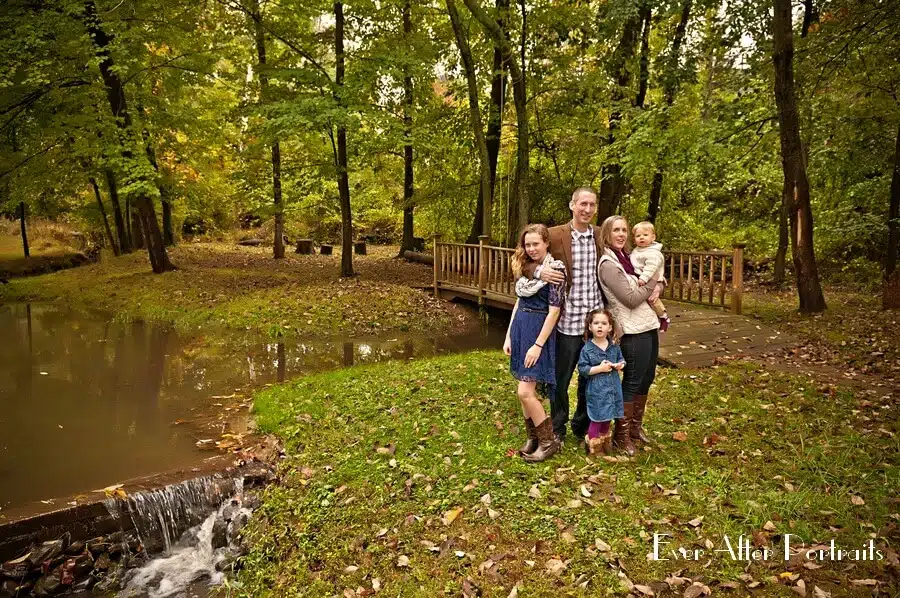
[619, 330, 659, 403]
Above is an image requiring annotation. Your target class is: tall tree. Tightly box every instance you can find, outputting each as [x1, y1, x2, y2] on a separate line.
[82, 0, 174, 273]
[447, 0, 492, 246]
[466, 0, 508, 244]
[463, 0, 528, 244]
[399, 0, 416, 255]
[103, 168, 130, 253]
[18, 201, 29, 258]
[334, 1, 354, 277]
[249, 0, 285, 259]
[90, 176, 119, 255]
[598, 8, 644, 222]
[772, 0, 825, 312]
[647, 0, 692, 223]
[886, 122, 900, 308]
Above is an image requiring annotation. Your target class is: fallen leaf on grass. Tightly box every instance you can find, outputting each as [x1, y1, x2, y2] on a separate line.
[812, 586, 831, 598]
[850, 495, 865, 506]
[793, 579, 807, 597]
[633, 584, 655, 596]
[687, 516, 704, 527]
[594, 538, 611, 552]
[396, 555, 409, 568]
[684, 582, 711, 597]
[545, 558, 566, 575]
[763, 520, 777, 532]
[442, 507, 463, 526]
[672, 431, 688, 442]
[850, 579, 878, 586]
[528, 485, 542, 499]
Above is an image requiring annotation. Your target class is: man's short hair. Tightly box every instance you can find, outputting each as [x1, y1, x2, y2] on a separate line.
[571, 187, 597, 203]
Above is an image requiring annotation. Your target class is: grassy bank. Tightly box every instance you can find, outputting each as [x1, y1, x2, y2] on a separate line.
[238, 351, 899, 597]
[743, 284, 899, 380]
[0, 243, 470, 338]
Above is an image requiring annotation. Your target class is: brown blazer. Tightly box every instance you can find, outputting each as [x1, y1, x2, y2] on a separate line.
[521, 223, 604, 288]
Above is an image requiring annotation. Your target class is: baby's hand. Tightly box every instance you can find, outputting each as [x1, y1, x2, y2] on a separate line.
[597, 360, 613, 373]
[638, 279, 646, 286]
[613, 361, 626, 371]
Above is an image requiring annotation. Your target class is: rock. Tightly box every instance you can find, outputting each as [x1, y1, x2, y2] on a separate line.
[94, 553, 111, 572]
[92, 563, 122, 594]
[211, 517, 228, 550]
[0, 581, 18, 598]
[221, 498, 240, 522]
[29, 534, 69, 568]
[71, 577, 93, 593]
[86, 538, 109, 557]
[0, 558, 29, 581]
[72, 555, 93, 580]
[227, 511, 250, 545]
[32, 569, 62, 596]
[65, 541, 85, 556]
[215, 554, 243, 574]
[242, 492, 261, 510]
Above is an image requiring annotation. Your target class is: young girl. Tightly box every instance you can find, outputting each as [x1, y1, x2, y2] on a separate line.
[577, 309, 626, 456]
[503, 224, 566, 463]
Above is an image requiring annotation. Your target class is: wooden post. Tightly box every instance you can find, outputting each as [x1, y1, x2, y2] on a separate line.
[478, 235, 489, 305]
[433, 234, 442, 298]
[732, 243, 745, 314]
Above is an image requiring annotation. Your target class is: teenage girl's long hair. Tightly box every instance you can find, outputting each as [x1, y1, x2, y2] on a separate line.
[511, 224, 551, 278]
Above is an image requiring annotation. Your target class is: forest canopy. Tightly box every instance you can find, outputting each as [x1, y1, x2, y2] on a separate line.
[1, 0, 898, 301]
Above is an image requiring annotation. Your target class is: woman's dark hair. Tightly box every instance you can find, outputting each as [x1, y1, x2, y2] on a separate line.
[583, 308, 616, 340]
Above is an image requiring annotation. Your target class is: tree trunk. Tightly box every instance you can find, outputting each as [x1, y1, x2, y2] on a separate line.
[463, 0, 528, 245]
[132, 205, 145, 250]
[646, 0, 692, 223]
[90, 176, 119, 255]
[635, 4, 651, 109]
[249, 0, 284, 259]
[884, 122, 900, 308]
[334, 1, 354, 277]
[801, 0, 819, 38]
[82, 0, 174, 272]
[448, 0, 492, 245]
[19, 201, 29, 258]
[774, 196, 788, 282]
[772, 0, 825, 313]
[598, 10, 644, 222]
[399, 0, 416, 255]
[466, 0, 508, 244]
[162, 199, 174, 246]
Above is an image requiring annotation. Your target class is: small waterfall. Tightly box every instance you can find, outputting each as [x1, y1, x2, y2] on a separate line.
[99, 475, 254, 598]
[105, 475, 241, 555]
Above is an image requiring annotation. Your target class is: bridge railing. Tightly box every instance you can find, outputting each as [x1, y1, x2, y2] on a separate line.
[432, 235, 744, 314]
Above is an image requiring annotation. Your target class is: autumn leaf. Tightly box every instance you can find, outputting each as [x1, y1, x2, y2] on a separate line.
[442, 507, 463, 526]
[672, 431, 688, 442]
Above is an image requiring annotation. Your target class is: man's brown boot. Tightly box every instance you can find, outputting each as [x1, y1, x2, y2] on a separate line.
[613, 403, 636, 456]
[631, 395, 650, 444]
[522, 418, 560, 463]
[519, 418, 538, 456]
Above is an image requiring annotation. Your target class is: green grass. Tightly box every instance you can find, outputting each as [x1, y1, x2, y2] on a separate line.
[236, 352, 899, 597]
[0, 243, 462, 338]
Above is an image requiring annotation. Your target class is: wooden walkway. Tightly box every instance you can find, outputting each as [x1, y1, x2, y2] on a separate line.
[429, 237, 800, 368]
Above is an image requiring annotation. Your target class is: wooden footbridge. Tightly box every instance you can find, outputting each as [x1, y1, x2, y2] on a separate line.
[429, 235, 799, 368]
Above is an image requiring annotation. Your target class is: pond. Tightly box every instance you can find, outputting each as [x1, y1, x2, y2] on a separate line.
[0, 302, 506, 516]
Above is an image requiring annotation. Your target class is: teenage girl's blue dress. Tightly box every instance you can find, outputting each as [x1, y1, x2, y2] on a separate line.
[577, 340, 625, 422]
[509, 283, 563, 396]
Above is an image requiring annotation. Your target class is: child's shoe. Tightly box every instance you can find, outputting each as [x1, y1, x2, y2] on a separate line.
[586, 433, 612, 456]
[659, 314, 670, 332]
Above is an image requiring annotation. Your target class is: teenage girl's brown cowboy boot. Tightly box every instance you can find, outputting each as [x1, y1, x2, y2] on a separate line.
[613, 403, 637, 456]
[631, 395, 650, 444]
[522, 418, 560, 462]
[519, 418, 538, 456]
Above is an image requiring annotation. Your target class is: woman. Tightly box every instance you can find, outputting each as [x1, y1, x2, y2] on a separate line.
[596, 215, 662, 456]
[503, 224, 566, 462]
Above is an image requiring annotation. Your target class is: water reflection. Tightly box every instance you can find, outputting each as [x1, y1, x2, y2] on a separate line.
[0, 303, 504, 512]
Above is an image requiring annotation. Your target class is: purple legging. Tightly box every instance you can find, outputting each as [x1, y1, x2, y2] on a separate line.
[588, 421, 611, 438]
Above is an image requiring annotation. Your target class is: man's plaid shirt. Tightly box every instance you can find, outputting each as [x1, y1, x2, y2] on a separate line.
[558, 225, 602, 336]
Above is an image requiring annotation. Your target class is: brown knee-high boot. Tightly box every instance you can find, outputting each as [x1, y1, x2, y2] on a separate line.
[522, 418, 560, 463]
[519, 418, 538, 456]
[631, 395, 650, 444]
[613, 403, 636, 456]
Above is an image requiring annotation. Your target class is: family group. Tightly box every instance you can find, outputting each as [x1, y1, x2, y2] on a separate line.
[502, 187, 669, 463]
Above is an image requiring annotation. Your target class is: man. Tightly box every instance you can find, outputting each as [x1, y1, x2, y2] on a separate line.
[522, 187, 603, 446]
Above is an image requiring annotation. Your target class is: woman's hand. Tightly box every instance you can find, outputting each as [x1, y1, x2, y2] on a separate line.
[524, 344, 542, 368]
[503, 336, 512, 356]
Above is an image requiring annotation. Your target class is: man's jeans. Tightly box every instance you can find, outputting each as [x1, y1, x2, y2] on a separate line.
[553, 333, 590, 441]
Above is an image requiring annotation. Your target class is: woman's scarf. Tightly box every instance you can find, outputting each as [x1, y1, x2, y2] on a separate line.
[515, 252, 566, 298]
[613, 248, 636, 277]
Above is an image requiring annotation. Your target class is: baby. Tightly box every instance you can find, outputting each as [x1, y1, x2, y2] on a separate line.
[630, 221, 670, 332]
